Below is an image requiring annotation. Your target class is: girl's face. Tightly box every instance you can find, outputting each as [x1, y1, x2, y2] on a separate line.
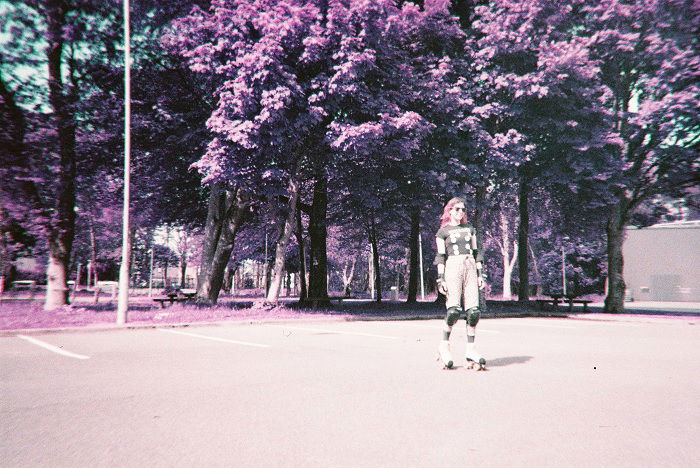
[450, 203, 465, 224]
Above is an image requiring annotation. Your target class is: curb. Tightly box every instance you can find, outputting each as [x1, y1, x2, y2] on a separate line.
[0, 315, 360, 337]
[2, 308, 697, 337]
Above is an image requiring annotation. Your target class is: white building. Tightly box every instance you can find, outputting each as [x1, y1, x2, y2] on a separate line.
[623, 221, 700, 302]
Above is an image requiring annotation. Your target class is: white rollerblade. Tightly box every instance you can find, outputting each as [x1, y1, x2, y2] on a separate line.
[438, 340, 454, 369]
[465, 344, 486, 371]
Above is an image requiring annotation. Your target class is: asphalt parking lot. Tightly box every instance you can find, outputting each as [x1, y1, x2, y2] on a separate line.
[1, 316, 698, 467]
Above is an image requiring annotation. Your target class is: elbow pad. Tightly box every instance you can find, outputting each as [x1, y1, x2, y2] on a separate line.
[434, 253, 446, 265]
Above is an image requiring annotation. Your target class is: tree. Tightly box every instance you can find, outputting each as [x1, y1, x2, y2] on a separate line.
[1, 0, 215, 311]
[581, 0, 700, 312]
[471, 0, 619, 302]
[165, 0, 335, 304]
[326, 0, 468, 302]
[167, 0, 465, 306]
[482, 189, 519, 299]
[0, 0, 82, 310]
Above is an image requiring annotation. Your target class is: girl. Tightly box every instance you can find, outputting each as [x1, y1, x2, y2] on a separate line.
[434, 197, 486, 370]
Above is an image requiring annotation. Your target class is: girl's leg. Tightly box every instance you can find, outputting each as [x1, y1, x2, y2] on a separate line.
[463, 258, 486, 369]
[438, 258, 464, 368]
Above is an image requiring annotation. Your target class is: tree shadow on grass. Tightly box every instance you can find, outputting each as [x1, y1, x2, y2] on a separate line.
[76, 303, 153, 312]
[190, 301, 254, 310]
[487, 356, 533, 367]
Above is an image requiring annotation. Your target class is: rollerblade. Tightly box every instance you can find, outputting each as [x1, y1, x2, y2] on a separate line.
[465, 344, 486, 371]
[438, 341, 454, 369]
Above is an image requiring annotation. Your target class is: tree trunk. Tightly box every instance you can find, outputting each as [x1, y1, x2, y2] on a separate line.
[45, 253, 70, 309]
[223, 262, 236, 293]
[502, 242, 518, 299]
[196, 182, 226, 300]
[407, 207, 420, 303]
[368, 246, 374, 299]
[163, 226, 170, 286]
[517, 177, 530, 302]
[529, 243, 542, 296]
[341, 247, 359, 296]
[604, 198, 628, 313]
[179, 231, 188, 288]
[267, 173, 300, 303]
[474, 185, 487, 310]
[0, 221, 7, 300]
[180, 255, 187, 288]
[88, 213, 99, 288]
[44, 0, 77, 310]
[500, 211, 518, 299]
[295, 201, 307, 300]
[148, 238, 155, 296]
[307, 176, 328, 304]
[369, 221, 382, 303]
[201, 189, 248, 304]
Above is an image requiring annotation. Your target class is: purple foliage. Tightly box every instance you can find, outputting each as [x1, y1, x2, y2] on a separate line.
[163, 0, 327, 188]
[581, 0, 700, 200]
[4, 0, 696, 306]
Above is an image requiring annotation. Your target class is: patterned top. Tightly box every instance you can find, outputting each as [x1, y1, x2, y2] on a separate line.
[436, 224, 476, 257]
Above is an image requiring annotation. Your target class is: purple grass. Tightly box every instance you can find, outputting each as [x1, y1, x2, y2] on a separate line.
[0, 299, 356, 331]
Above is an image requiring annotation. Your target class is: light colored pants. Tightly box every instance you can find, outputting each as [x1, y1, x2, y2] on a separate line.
[445, 254, 479, 311]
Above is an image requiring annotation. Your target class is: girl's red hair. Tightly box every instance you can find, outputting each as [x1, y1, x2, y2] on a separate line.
[440, 197, 467, 228]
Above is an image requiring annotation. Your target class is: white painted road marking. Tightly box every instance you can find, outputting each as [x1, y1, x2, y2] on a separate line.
[16, 335, 90, 360]
[158, 328, 271, 348]
[271, 325, 400, 340]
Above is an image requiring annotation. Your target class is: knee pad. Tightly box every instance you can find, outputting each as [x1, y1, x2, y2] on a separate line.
[446, 306, 462, 326]
[466, 307, 480, 327]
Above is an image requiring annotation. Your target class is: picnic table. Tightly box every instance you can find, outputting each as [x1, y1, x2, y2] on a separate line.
[13, 280, 37, 290]
[153, 291, 196, 308]
[534, 294, 593, 312]
[8, 280, 38, 299]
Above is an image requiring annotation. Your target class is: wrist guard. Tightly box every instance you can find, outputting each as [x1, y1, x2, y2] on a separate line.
[433, 253, 446, 265]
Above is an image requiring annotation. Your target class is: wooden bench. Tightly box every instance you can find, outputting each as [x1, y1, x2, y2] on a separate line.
[13, 280, 37, 290]
[566, 299, 592, 312]
[535, 297, 592, 312]
[11, 280, 38, 298]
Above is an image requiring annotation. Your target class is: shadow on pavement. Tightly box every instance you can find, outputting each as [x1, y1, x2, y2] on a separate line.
[487, 356, 533, 367]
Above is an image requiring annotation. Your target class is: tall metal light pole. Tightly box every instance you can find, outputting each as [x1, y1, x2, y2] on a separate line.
[117, 0, 131, 324]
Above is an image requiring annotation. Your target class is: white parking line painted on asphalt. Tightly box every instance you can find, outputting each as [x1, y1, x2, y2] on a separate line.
[158, 329, 271, 348]
[16, 335, 90, 360]
[270, 325, 400, 340]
